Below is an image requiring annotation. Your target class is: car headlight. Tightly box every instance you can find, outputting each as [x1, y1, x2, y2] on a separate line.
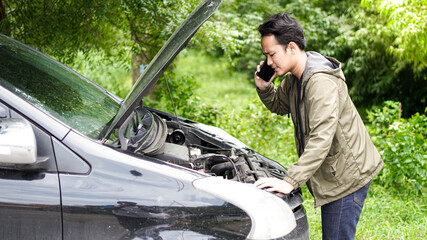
[193, 177, 296, 240]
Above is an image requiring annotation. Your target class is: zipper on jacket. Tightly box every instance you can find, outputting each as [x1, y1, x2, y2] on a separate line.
[296, 78, 305, 152]
[295, 75, 319, 208]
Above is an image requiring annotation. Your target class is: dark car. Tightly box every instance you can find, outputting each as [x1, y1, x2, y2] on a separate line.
[0, 0, 309, 239]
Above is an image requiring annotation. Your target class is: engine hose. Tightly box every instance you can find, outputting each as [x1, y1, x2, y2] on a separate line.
[211, 162, 234, 176]
[194, 154, 242, 182]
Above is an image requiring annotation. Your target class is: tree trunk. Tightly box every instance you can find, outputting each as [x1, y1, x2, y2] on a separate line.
[132, 54, 144, 84]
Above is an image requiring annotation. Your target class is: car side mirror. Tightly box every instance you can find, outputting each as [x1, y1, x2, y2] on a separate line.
[0, 118, 37, 165]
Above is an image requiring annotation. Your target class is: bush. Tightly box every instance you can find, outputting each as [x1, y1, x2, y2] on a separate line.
[217, 98, 298, 167]
[366, 101, 426, 196]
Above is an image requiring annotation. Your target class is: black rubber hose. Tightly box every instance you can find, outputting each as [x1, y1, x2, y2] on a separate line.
[211, 162, 234, 176]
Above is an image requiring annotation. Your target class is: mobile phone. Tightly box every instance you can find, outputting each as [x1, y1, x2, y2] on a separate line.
[256, 59, 275, 82]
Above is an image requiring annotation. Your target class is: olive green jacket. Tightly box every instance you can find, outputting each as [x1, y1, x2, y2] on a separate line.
[257, 52, 383, 207]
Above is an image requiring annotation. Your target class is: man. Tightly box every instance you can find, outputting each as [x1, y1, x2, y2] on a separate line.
[253, 13, 383, 240]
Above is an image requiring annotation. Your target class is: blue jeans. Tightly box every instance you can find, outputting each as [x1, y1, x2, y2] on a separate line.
[321, 182, 371, 240]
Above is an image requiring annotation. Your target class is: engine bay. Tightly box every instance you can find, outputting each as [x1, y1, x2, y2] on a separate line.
[113, 106, 288, 184]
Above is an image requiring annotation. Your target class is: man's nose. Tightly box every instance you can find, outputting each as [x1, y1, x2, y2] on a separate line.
[266, 57, 273, 66]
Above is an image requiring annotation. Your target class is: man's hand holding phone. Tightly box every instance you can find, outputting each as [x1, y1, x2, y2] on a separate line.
[254, 59, 276, 91]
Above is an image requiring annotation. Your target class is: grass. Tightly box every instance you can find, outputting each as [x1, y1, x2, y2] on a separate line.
[301, 185, 427, 240]
[356, 186, 426, 239]
[174, 49, 256, 108]
[174, 49, 427, 240]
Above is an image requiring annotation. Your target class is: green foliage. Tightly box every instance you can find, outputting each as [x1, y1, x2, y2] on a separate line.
[217, 99, 298, 166]
[193, 0, 284, 74]
[70, 50, 132, 99]
[143, 68, 223, 126]
[284, 0, 347, 52]
[361, 0, 427, 71]
[322, 1, 427, 117]
[1, 0, 200, 64]
[295, 0, 426, 117]
[366, 101, 427, 196]
[120, 0, 200, 61]
[1, 0, 127, 63]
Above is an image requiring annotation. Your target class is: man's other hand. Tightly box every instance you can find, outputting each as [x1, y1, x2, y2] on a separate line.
[254, 177, 294, 194]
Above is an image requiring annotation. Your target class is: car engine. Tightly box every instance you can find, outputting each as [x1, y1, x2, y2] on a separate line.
[155, 121, 288, 184]
[114, 106, 288, 184]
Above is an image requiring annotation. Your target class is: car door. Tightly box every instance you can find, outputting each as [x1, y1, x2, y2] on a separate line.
[0, 102, 62, 240]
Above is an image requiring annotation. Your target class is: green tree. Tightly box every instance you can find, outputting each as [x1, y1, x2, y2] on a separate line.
[361, 0, 427, 71]
[290, 0, 427, 116]
[191, 0, 284, 73]
[323, 0, 427, 116]
[0, 0, 200, 82]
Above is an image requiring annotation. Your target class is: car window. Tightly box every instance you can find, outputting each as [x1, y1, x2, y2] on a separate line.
[0, 36, 120, 139]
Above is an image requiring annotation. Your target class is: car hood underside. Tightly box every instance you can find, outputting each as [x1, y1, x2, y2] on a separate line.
[102, 0, 222, 140]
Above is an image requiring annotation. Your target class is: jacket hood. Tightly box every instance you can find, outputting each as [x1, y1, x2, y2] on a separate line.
[301, 51, 345, 85]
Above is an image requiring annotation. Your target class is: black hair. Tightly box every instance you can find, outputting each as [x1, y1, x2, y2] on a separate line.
[258, 13, 306, 50]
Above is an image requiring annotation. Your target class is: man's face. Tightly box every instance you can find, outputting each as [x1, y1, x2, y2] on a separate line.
[261, 35, 294, 77]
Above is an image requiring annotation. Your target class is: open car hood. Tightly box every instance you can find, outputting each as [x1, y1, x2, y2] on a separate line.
[102, 0, 222, 139]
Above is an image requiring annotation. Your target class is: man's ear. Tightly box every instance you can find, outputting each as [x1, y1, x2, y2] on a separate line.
[288, 42, 299, 53]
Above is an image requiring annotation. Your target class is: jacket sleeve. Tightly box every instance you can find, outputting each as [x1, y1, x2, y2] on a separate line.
[256, 77, 291, 116]
[283, 74, 340, 189]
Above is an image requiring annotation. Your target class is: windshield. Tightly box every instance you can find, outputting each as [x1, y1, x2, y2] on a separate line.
[0, 35, 120, 139]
